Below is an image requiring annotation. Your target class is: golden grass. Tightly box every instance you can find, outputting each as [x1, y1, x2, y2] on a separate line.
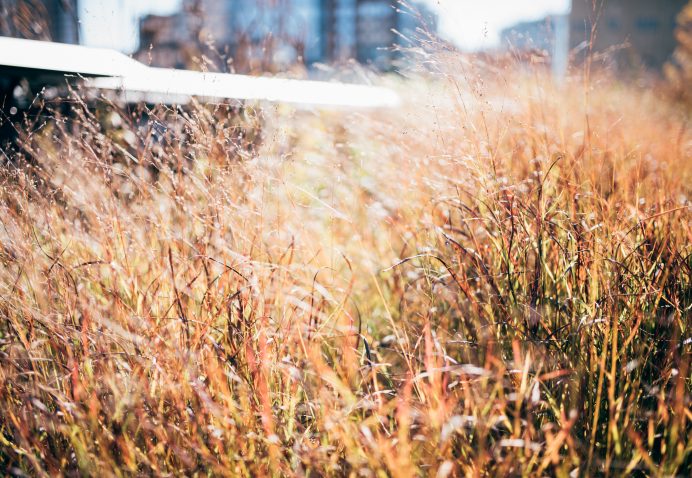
[0, 57, 690, 476]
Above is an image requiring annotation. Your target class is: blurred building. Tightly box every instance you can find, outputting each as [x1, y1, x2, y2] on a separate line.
[136, 12, 200, 68]
[501, 1, 686, 75]
[502, 16, 562, 54]
[569, 0, 686, 70]
[501, 15, 569, 78]
[0, 0, 79, 44]
[135, 0, 437, 72]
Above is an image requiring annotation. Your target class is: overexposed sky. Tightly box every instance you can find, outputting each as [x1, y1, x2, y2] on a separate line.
[80, 0, 571, 53]
[431, 0, 570, 50]
[80, 0, 181, 52]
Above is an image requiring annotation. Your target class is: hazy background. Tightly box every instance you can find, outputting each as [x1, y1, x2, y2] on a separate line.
[80, 0, 571, 53]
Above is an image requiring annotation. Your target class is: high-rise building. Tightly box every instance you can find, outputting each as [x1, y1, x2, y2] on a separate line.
[0, 0, 79, 44]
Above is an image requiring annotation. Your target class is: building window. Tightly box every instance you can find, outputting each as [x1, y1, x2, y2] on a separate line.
[635, 17, 659, 32]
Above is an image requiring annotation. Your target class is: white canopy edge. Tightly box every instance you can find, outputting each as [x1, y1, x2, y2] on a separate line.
[89, 68, 401, 109]
[0, 37, 146, 77]
[0, 37, 400, 109]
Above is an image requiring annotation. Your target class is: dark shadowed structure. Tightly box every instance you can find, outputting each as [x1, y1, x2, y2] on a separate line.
[569, 0, 687, 70]
[0, 0, 79, 44]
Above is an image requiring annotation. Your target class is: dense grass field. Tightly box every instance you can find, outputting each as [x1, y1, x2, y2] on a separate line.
[0, 55, 690, 476]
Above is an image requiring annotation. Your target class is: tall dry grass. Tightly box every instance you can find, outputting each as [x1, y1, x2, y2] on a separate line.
[0, 54, 690, 477]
